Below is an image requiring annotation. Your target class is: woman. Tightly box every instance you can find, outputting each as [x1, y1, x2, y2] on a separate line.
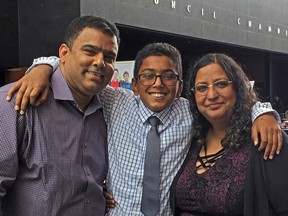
[170, 53, 288, 215]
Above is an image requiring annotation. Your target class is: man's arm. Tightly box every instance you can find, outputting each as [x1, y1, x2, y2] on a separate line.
[0, 89, 21, 211]
[6, 57, 60, 114]
[251, 102, 282, 160]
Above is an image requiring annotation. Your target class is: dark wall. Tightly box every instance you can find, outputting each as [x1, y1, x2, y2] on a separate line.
[18, 0, 80, 66]
[3, 0, 288, 106]
[90, 0, 288, 54]
[269, 56, 288, 112]
[0, 0, 18, 86]
[80, 0, 115, 22]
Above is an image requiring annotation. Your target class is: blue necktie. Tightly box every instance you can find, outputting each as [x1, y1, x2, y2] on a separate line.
[141, 116, 161, 216]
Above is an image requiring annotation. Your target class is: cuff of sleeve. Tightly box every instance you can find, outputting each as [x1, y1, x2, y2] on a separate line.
[251, 101, 281, 124]
[32, 56, 59, 72]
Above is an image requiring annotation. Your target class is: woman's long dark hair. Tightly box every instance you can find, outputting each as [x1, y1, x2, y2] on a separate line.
[186, 53, 258, 148]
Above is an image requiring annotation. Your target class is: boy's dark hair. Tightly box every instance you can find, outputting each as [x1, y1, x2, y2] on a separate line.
[133, 43, 182, 78]
[63, 15, 120, 49]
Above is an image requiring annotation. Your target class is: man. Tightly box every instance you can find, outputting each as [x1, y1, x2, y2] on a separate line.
[120, 71, 132, 90]
[7, 43, 282, 215]
[0, 15, 119, 215]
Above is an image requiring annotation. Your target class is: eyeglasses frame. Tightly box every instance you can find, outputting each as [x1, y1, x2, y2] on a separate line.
[191, 80, 233, 94]
[136, 73, 180, 86]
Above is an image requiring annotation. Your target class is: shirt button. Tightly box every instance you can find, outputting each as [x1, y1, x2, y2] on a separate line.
[84, 143, 87, 148]
[87, 172, 90, 176]
[86, 200, 90, 204]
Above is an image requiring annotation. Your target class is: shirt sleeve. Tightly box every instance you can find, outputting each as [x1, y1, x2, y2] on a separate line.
[99, 86, 134, 126]
[0, 88, 21, 210]
[25, 56, 60, 75]
[251, 101, 281, 124]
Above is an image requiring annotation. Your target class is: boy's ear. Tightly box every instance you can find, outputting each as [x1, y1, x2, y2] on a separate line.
[176, 79, 183, 98]
[132, 78, 139, 96]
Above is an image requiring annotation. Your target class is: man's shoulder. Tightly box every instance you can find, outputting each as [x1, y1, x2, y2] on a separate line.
[0, 83, 21, 118]
[0, 82, 15, 92]
[0, 83, 16, 104]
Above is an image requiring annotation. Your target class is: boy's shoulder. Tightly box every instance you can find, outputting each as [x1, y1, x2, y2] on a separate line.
[170, 97, 191, 114]
[101, 86, 134, 98]
[174, 97, 189, 106]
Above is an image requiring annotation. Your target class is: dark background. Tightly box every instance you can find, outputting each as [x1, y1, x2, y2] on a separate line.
[1, 0, 288, 112]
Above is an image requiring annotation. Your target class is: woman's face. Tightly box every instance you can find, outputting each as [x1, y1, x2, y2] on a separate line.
[193, 63, 236, 125]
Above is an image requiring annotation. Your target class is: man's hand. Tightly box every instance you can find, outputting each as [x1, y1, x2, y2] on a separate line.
[104, 191, 116, 213]
[252, 113, 282, 160]
[6, 65, 52, 114]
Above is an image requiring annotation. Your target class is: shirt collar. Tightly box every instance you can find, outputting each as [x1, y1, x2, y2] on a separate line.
[137, 95, 173, 126]
[51, 67, 74, 101]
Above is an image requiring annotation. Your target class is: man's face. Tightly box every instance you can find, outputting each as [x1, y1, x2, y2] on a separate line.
[59, 27, 118, 97]
[132, 55, 183, 112]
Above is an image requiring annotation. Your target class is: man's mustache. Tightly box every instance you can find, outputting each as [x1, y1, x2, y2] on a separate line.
[87, 70, 105, 77]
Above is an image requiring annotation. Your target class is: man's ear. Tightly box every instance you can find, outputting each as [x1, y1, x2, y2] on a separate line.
[176, 79, 183, 98]
[59, 44, 69, 63]
[132, 78, 139, 96]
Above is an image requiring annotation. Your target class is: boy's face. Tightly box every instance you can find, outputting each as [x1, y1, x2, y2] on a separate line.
[132, 55, 183, 112]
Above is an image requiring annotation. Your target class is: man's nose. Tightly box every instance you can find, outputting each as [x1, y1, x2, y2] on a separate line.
[93, 53, 106, 68]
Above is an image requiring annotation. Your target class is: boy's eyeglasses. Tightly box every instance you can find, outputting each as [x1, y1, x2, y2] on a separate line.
[137, 73, 179, 86]
[191, 80, 232, 94]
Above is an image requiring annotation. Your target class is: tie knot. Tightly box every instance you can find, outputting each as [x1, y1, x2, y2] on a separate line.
[148, 116, 160, 127]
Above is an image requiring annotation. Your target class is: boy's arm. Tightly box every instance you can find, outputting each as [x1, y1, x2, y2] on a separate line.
[6, 57, 59, 114]
[31, 56, 59, 71]
[251, 101, 282, 160]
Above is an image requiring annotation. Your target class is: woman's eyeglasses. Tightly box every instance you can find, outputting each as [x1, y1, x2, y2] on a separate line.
[191, 80, 232, 94]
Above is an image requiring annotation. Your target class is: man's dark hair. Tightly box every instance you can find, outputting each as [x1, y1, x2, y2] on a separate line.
[63, 15, 120, 49]
[133, 43, 182, 78]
